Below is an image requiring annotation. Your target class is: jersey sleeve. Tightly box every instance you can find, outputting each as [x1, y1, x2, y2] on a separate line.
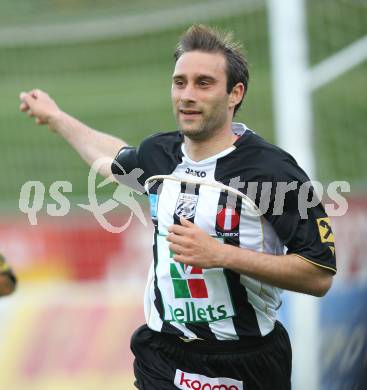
[263, 156, 337, 274]
[111, 146, 145, 193]
[111, 143, 151, 193]
[111, 131, 183, 193]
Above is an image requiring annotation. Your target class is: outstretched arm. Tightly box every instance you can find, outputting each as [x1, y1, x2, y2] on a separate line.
[167, 217, 333, 297]
[19, 89, 127, 178]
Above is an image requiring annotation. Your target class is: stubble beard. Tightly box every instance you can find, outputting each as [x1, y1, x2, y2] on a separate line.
[176, 102, 229, 142]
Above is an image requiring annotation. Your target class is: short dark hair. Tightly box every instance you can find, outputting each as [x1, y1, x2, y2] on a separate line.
[174, 24, 249, 115]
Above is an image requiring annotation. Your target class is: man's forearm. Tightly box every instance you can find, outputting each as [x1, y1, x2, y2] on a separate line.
[168, 218, 334, 297]
[50, 111, 127, 177]
[220, 245, 333, 297]
[19, 89, 127, 178]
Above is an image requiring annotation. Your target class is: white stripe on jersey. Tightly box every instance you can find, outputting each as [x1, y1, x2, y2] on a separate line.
[193, 183, 239, 340]
[224, 208, 232, 230]
[238, 213, 283, 336]
[157, 178, 181, 235]
[239, 197, 264, 252]
[209, 318, 239, 340]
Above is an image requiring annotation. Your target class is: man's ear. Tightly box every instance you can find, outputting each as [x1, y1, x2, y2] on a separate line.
[228, 82, 245, 110]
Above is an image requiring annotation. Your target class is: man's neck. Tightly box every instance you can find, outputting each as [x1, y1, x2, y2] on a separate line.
[183, 126, 238, 162]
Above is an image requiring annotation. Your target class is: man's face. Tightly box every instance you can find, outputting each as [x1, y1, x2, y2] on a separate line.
[171, 51, 231, 141]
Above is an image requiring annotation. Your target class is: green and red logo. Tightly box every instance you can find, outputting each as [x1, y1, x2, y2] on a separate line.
[169, 249, 208, 299]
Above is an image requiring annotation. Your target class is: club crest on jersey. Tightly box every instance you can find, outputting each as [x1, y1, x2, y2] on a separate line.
[216, 208, 240, 237]
[175, 193, 198, 219]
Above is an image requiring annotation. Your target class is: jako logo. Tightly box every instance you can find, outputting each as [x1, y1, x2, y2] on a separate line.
[185, 167, 207, 178]
[174, 370, 244, 390]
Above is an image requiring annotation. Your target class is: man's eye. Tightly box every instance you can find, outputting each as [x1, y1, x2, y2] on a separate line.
[198, 81, 210, 87]
[174, 80, 184, 86]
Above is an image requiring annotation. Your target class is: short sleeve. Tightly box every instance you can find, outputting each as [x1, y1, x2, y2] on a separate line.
[113, 146, 139, 174]
[111, 146, 146, 192]
[111, 131, 183, 193]
[263, 159, 336, 274]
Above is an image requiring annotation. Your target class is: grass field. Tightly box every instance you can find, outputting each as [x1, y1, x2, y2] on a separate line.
[0, 0, 366, 210]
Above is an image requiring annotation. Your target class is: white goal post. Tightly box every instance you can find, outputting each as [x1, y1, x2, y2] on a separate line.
[267, 0, 367, 389]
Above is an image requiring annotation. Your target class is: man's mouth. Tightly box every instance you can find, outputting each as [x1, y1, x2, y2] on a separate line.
[179, 109, 202, 118]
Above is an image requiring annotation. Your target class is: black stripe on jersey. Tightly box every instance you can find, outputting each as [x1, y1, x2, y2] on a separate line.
[152, 232, 164, 321]
[152, 231, 185, 336]
[223, 269, 261, 337]
[185, 321, 217, 340]
[217, 190, 262, 337]
[153, 179, 211, 338]
[215, 189, 241, 245]
[174, 182, 185, 225]
[149, 178, 184, 336]
[173, 182, 216, 339]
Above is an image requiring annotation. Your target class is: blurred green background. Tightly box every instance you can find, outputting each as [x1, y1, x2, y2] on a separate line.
[0, 0, 366, 210]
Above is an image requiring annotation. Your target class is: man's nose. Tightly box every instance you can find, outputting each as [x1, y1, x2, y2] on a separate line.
[180, 83, 197, 103]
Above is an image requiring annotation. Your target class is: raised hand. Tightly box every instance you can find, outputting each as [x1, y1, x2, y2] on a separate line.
[19, 89, 61, 127]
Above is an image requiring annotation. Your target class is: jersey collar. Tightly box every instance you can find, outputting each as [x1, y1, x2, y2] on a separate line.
[180, 122, 249, 165]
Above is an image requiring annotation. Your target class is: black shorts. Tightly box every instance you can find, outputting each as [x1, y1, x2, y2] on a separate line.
[131, 321, 292, 390]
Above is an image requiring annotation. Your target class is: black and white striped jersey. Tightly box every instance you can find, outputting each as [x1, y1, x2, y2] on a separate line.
[112, 123, 336, 340]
